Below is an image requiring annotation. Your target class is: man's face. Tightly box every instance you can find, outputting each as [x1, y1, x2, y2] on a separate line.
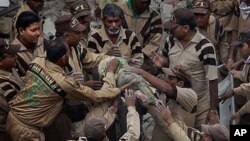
[133, 0, 150, 14]
[27, 0, 44, 13]
[193, 12, 210, 28]
[103, 16, 121, 36]
[238, 43, 250, 60]
[171, 25, 187, 40]
[0, 53, 18, 70]
[19, 22, 40, 45]
[66, 31, 83, 47]
[78, 15, 93, 35]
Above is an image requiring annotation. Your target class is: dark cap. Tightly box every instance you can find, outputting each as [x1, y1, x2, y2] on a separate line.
[191, 0, 210, 14]
[84, 117, 108, 140]
[163, 8, 196, 30]
[162, 67, 191, 83]
[0, 38, 20, 56]
[55, 14, 86, 33]
[70, 0, 91, 18]
[231, 31, 250, 47]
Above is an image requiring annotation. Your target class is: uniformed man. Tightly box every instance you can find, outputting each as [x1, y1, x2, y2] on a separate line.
[162, 8, 219, 130]
[12, 11, 46, 77]
[87, 3, 144, 64]
[12, 0, 44, 40]
[219, 31, 250, 124]
[5, 37, 128, 141]
[0, 39, 22, 141]
[191, 0, 234, 69]
[120, 0, 162, 73]
[70, 0, 93, 46]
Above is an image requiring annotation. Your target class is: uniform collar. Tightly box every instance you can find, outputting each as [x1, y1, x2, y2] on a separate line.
[12, 37, 42, 52]
[12, 38, 28, 51]
[189, 29, 203, 43]
[100, 26, 127, 42]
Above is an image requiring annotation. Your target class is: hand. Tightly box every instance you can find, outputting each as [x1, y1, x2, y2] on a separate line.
[106, 47, 121, 57]
[205, 110, 220, 125]
[107, 59, 119, 73]
[150, 51, 165, 69]
[124, 89, 136, 107]
[83, 80, 103, 90]
[154, 101, 174, 124]
[231, 112, 241, 122]
[229, 70, 238, 76]
[225, 60, 234, 70]
[218, 90, 234, 104]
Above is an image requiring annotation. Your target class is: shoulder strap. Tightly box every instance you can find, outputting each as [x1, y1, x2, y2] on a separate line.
[29, 63, 67, 97]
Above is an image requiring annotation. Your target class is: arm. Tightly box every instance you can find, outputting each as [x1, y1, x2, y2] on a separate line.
[209, 79, 219, 110]
[120, 89, 140, 141]
[137, 68, 176, 98]
[147, 104, 192, 141]
[234, 83, 250, 98]
[207, 79, 220, 124]
[216, 23, 233, 67]
[63, 72, 121, 102]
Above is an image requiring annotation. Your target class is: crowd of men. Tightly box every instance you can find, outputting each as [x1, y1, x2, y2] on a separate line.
[1, 0, 250, 140]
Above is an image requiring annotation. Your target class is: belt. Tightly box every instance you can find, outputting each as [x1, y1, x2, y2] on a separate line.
[9, 111, 43, 131]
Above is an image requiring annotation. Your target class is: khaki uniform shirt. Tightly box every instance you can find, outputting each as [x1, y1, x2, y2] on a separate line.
[199, 15, 230, 64]
[12, 37, 45, 76]
[163, 30, 218, 100]
[87, 27, 144, 61]
[120, 3, 162, 57]
[0, 70, 21, 132]
[9, 57, 121, 128]
[151, 87, 197, 141]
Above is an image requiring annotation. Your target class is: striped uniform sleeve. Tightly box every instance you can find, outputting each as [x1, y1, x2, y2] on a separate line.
[0, 79, 20, 103]
[195, 38, 218, 80]
[141, 10, 162, 57]
[124, 29, 144, 61]
[87, 32, 105, 53]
